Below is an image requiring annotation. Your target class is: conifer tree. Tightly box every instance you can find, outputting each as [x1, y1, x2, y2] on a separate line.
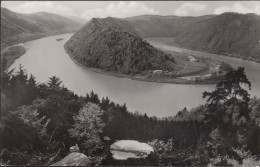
[203, 67, 251, 120]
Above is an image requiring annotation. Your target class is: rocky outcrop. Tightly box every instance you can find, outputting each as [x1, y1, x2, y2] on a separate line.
[110, 140, 154, 160]
[50, 152, 90, 166]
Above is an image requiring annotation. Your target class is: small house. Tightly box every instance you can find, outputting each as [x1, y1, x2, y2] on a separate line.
[153, 70, 163, 76]
[188, 56, 197, 62]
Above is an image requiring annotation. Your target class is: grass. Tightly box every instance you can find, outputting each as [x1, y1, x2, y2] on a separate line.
[179, 61, 207, 74]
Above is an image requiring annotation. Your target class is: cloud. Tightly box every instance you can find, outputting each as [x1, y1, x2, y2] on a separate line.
[7, 2, 76, 16]
[174, 3, 207, 16]
[214, 3, 260, 15]
[81, 2, 159, 20]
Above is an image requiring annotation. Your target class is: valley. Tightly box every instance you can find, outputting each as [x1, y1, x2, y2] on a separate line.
[1, 2, 260, 166]
[65, 43, 228, 85]
[64, 17, 232, 84]
[127, 13, 260, 63]
[2, 9, 260, 116]
[1, 7, 83, 49]
[8, 33, 260, 117]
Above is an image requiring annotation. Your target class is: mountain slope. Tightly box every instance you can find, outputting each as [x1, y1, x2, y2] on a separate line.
[126, 13, 260, 62]
[65, 17, 176, 74]
[1, 8, 83, 48]
[126, 15, 215, 37]
[175, 13, 260, 61]
[65, 15, 87, 25]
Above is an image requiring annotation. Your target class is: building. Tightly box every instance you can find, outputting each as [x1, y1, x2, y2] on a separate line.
[153, 70, 163, 76]
[188, 56, 197, 62]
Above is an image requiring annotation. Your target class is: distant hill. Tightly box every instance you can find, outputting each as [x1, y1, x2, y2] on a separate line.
[1, 8, 83, 48]
[65, 15, 87, 25]
[65, 17, 176, 74]
[126, 14, 215, 38]
[174, 13, 260, 61]
[65, 12, 260, 67]
[126, 13, 260, 62]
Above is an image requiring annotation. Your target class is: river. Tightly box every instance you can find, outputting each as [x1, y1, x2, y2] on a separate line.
[9, 34, 260, 117]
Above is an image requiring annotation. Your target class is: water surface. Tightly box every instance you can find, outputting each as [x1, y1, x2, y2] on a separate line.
[9, 34, 260, 117]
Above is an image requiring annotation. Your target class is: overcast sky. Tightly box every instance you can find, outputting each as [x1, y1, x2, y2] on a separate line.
[2, 1, 260, 20]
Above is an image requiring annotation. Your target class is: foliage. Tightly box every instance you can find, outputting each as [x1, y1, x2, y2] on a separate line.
[148, 138, 175, 165]
[203, 67, 252, 121]
[65, 17, 176, 74]
[14, 99, 50, 138]
[1, 67, 259, 166]
[148, 138, 208, 166]
[47, 76, 62, 88]
[1, 111, 49, 165]
[208, 147, 259, 166]
[1, 65, 39, 114]
[69, 103, 105, 156]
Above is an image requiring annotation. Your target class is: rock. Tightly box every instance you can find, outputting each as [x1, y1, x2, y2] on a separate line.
[103, 136, 111, 141]
[70, 144, 79, 152]
[50, 152, 90, 166]
[110, 140, 154, 160]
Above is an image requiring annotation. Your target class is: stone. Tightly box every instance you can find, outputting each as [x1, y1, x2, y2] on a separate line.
[50, 152, 90, 166]
[110, 140, 154, 160]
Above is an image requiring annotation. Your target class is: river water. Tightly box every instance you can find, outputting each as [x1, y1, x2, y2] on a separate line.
[9, 34, 260, 117]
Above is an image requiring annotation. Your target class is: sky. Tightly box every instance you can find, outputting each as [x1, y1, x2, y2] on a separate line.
[2, 1, 260, 20]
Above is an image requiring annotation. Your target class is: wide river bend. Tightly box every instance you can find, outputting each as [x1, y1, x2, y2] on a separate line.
[9, 34, 260, 117]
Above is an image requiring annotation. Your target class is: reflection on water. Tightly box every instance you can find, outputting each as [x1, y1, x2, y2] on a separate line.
[9, 34, 260, 117]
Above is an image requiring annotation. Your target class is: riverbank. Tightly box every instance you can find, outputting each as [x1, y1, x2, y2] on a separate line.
[1, 32, 80, 71]
[9, 33, 260, 117]
[1, 44, 26, 70]
[64, 46, 218, 85]
[1, 31, 79, 50]
[181, 46, 260, 64]
[146, 37, 260, 65]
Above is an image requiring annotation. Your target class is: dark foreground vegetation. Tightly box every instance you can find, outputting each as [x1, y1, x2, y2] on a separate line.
[1, 64, 259, 166]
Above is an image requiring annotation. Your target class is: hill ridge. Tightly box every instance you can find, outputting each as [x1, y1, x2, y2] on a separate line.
[1, 7, 83, 49]
[65, 17, 176, 74]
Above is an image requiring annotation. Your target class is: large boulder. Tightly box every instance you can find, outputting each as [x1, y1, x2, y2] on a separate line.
[50, 152, 90, 166]
[110, 140, 154, 160]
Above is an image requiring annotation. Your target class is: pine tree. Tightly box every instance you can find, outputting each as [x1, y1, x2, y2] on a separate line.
[28, 74, 37, 88]
[16, 64, 28, 85]
[203, 67, 251, 121]
[47, 76, 62, 88]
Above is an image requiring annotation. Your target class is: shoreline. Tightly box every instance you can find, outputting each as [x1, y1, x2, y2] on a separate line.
[1, 45, 26, 70]
[64, 46, 217, 85]
[146, 38, 260, 65]
[2, 33, 74, 71]
[4, 33, 257, 85]
[1, 31, 78, 50]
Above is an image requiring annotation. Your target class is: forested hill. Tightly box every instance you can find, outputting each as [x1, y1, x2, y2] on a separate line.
[64, 17, 176, 74]
[126, 14, 215, 37]
[174, 13, 260, 62]
[1, 7, 83, 48]
[1, 66, 260, 166]
[126, 13, 260, 62]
